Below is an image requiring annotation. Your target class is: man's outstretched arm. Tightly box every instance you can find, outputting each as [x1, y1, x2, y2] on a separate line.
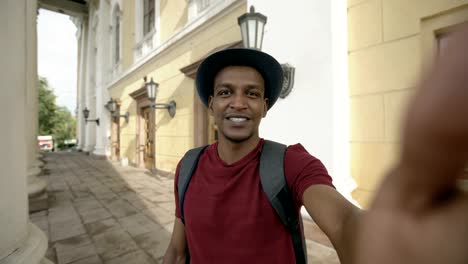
[302, 185, 360, 263]
[163, 218, 187, 264]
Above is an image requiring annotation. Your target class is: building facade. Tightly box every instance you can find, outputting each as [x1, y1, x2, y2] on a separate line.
[75, 0, 356, 202]
[75, 0, 468, 207]
[2, 0, 468, 263]
[348, 0, 468, 206]
[75, 0, 247, 173]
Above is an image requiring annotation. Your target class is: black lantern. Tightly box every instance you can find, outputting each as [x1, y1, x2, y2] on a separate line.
[105, 98, 129, 123]
[82, 107, 99, 125]
[105, 98, 117, 113]
[237, 6, 267, 50]
[83, 107, 90, 119]
[145, 77, 177, 118]
[237, 7, 295, 99]
[146, 77, 158, 102]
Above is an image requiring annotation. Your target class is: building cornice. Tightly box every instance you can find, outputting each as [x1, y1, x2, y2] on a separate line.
[179, 40, 242, 79]
[106, 0, 246, 91]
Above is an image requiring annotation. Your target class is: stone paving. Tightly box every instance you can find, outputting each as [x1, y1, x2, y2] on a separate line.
[31, 152, 339, 264]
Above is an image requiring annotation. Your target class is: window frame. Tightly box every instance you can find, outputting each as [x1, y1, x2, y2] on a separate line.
[143, 0, 155, 36]
[113, 7, 121, 65]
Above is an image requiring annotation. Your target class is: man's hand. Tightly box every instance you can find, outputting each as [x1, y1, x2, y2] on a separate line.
[356, 24, 468, 264]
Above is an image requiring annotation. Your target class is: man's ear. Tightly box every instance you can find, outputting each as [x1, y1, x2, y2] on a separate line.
[208, 96, 214, 114]
[263, 98, 269, 118]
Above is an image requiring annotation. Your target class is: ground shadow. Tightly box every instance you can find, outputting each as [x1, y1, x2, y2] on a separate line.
[30, 151, 178, 264]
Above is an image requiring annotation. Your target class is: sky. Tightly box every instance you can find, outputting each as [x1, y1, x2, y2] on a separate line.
[37, 9, 78, 115]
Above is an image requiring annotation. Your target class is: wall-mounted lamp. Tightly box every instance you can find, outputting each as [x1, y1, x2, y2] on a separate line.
[146, 77, 177, 118]
[83, 107, 100, 126]
[105, 98, 129, 123]
[238, 6, 295, 99]
[237, 6, 267, 50]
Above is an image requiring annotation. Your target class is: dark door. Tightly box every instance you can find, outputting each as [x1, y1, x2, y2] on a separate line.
[142, 107, 155, 170]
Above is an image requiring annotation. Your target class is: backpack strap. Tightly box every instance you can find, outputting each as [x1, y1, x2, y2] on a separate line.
[260, 140, 308, 264]
[178, 145, 208, 223]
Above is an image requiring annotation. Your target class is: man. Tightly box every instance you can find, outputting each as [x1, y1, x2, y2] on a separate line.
[164, 25, 468, 264]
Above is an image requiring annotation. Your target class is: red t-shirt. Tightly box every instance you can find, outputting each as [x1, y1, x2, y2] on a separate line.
[174, 139, 333, 263]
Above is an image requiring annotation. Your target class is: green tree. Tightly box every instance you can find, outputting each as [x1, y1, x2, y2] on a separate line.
[53, 106, 77, 148]
[38, 76, 76, 149]
[38, 77, 57, 135]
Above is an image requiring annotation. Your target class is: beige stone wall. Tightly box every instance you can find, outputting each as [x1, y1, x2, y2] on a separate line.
[348, 0, 468, 207]
[159, 0, 189, 43]
[109, 2, 246, 172]
[121, 0, 135, 71]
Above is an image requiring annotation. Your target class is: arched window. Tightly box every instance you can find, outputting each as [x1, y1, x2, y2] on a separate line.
[134, 0, 159, 61]
[197, 0, 211, 13]
[112, 5, 121, 65]
[143, 0, 155, 35]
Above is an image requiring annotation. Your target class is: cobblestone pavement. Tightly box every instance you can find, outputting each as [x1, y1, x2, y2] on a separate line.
[31, 152, 339, 264]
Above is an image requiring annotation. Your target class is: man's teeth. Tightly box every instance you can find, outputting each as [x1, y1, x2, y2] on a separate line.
[229, 117, 247, 122]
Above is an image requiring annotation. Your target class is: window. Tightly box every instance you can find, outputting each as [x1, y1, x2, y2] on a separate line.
[114, 10, 120, 64]
[197, 0, 210, 13]
[188, 0, 222, 21]
[134, 0, 160, 61]
[109, 4, 122, 80]
[143, 0, 155, 35]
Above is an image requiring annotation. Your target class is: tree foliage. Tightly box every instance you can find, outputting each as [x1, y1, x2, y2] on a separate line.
[38, 76, 76, 149]
[54, 106, 76, 148]
[38, 77, 57, 135]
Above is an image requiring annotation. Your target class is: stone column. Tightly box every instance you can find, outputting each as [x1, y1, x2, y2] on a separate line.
[84, 11, 98, 153]
[0, 0, 50, 263]
[26, 0, 47, 212]
[76, 18, 89, 151]
[93, 4, 110, 157]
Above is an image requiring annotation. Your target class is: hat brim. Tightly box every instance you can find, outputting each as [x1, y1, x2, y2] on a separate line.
[195, 48, 283, 110]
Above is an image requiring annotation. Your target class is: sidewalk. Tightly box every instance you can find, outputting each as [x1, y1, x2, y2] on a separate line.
[31, 152, 339, 264]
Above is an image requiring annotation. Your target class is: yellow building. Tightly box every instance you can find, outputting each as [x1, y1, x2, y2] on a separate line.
[73, 0, 468, 207]
[348, 0, 468, 206]
[76, 0, 246, 173]
[3, 0, 468, 263]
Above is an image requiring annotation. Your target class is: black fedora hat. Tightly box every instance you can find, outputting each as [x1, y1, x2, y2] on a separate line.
[195, 48, 283, 110]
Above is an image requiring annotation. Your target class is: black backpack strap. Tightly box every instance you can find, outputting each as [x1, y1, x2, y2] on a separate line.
[178, 145, 208, 223]
[260, 140, 308, 264]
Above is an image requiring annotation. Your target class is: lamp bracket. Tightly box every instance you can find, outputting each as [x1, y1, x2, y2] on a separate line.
[279, 63, 295, 99]
[113, 112, 129, 123]
[85, 118, 100, 126]
[152, 100, 177, 118]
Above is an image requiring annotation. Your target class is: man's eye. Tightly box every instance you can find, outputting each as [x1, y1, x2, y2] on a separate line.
[247, 91, 260, 97]
[218, 90, 230, 96]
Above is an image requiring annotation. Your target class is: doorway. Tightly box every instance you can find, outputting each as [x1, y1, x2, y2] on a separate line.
[110, 113, 120, 161]
[130, 85, 155, 170]
[141, 106, 155, 170]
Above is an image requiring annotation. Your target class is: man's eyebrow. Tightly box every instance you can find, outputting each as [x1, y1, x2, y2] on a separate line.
[245, 84, 265, 93]
[214, 82, 232, 90]
[246, 84, 262, 89]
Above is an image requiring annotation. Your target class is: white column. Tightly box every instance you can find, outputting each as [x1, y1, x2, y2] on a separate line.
[93, 4, 111, 156]
[77, 18, 89, 151]
[330, 0, 356, 203]
[250, 0, 357, 206]
[84, 11, 97, 153]
[26, 0, 47, 211]
[0, 0, 49, 263]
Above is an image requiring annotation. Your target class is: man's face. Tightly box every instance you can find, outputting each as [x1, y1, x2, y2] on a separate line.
[208, 66, 268, 144]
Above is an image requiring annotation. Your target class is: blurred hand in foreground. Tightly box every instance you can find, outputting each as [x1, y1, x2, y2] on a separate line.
[356, 24, 468, 264]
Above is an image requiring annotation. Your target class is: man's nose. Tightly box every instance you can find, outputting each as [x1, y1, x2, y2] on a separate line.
[229, 93, 247, 109]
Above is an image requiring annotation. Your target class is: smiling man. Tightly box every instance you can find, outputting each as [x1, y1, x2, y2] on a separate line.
[163, 48, 359, 264]
[163, 26, 468, 264]
[211, 65, 265, 145]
